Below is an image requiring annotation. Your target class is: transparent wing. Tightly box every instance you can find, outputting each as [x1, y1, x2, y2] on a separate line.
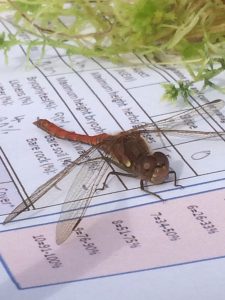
[138, 128, 225, 138]
[127, 99, 225, 133]
[55, 153, 110, 245]
[3, 146, 100, 224]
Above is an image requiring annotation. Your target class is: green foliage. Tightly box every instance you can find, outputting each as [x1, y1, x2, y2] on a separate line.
[1, 0, 225, 102]
[162, 81, 193, 103]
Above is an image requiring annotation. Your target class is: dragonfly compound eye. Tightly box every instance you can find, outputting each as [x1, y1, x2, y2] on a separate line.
[150, 152, 169, 184]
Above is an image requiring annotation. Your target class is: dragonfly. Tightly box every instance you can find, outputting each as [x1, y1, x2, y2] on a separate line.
[3, 99, 225, 245]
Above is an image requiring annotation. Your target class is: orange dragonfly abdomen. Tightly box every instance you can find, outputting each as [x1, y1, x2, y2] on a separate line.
[33, 119, 109, 146]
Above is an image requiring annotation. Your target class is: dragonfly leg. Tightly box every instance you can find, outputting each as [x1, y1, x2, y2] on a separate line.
[140, 179, 163, 200]
[97, 171, 137, 191]
[169, 170, 183, 188]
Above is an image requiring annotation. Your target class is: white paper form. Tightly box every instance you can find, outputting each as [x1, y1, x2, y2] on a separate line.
[1, 20, 225, 300]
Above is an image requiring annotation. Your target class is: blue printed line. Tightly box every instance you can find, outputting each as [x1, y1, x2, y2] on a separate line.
[1, 253, 225, 290]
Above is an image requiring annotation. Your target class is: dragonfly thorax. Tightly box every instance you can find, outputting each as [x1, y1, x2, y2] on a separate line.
[136, 151, 169, 184]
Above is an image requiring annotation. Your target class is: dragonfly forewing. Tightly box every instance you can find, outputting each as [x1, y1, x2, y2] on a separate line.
[130, 99, 225, 133]
[3, 146, 101, 224]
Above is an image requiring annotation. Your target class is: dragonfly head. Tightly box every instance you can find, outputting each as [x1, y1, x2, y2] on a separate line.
[137, 152, 169, 184]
